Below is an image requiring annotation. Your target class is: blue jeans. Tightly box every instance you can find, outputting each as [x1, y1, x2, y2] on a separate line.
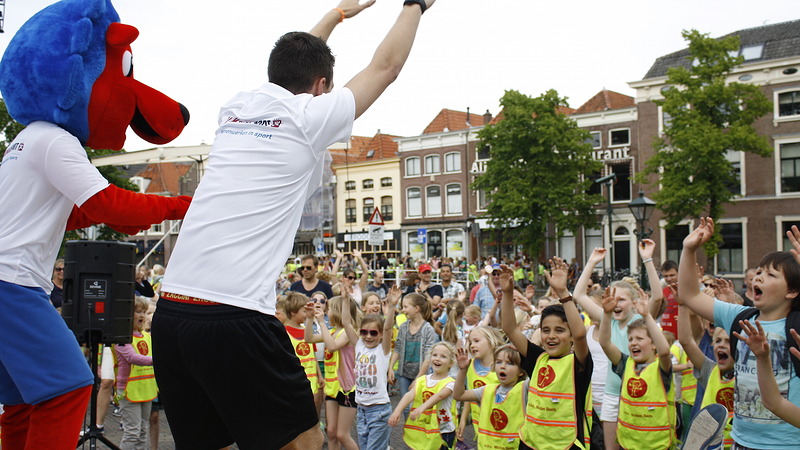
[356, 402, 392, 450]
[397, 374, 415, 417]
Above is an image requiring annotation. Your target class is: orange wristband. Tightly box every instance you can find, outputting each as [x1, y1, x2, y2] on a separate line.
[334, 8, 345, 23]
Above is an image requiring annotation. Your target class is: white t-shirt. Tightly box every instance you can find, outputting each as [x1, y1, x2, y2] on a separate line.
[0, 121, 108, 290]
[162, 84, 355, 314]
[354, 339, 390, 406]
[422, 374, 456, 433]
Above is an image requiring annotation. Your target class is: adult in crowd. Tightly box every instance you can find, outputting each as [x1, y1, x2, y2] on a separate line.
[416, 263, 443, 307]
[153, 1, 438, 447]
[473, 264, 501, 318]
[290, 255, 334, 300]
[367, 270, 390, 299]
[658, 260, 679, 336]
[50, 258, 65, 310]
[739, 267, 756, 307]
[438, 263, 464, 303]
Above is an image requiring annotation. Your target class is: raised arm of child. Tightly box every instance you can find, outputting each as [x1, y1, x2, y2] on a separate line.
[734, 320, 800, 428]
[678, 218, 716, 322]
[353, 249, 370, 293]
[788, 225, 800, 265]
[382, 285, 399, 356]
[500, 264, 528, 358]
[677, 297, 708, 371]
[638, 239, 664, 318]
[341, 293, 359, 346]
[303, 302, 324, 344]
[637, 288, 672, 373]
[388, 378, 418, 427]
[599, 287, 622, 366]
[573, 248, 607, 322]
[546, 257, 589, 364]
[453, 347, 479, 403]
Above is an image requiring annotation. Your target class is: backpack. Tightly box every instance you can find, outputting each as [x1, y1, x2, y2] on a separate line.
[729, 308, 800, 379]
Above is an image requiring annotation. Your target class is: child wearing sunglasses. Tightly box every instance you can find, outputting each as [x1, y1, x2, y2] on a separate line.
[354, 284, 400, 450]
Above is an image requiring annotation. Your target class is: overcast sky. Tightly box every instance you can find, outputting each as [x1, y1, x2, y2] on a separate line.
[2, 1, 797, 151]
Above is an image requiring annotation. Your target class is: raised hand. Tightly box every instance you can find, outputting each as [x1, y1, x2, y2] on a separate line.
[457, 290, 467, 302]
[543, 257, 569, 295]
[352, 248, 363, 260]
[633, 288, 651, 317]
[334, 249, 344, 260]
[714, 278, 736, 303]
[791, 329, 800, 361]
[683, 217, 714, 251]
[588, 247, 607, 266]
[788, 225, 800, 266]
[638, 239, 656, 260]
[601, 287, 617, 314]
[386, 284, 401, 306]
[733, 320, 770, 359]
[456, 347, 471, 370]
[525, 284, 536, 300]
[336, 0, 377, 18]
[498, 265, 515, 294]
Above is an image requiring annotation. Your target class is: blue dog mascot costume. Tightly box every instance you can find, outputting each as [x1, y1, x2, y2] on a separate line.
[0, 0, 191, 447]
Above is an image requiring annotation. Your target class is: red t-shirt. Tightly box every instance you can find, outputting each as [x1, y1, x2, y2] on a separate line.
[660, 287, 678, 336]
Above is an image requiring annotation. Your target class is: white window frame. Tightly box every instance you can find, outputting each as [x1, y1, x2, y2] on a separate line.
[658, 106, 673, 136]
[774, 136, 800, 196]
[424, 154, 440, 175]
[608, 161, 633, 204]
[476, 189, 489, 212]
[425, 185, 442, 217]
[774, 87, 800, 123]
[362, 179, 374, 190]
[149, 221, 165, 235]
[405, 157, 421, 177]
[380, 177, 392, 187]
[445, 183, 462, 215]
[406, 187, 422, 217]
[714, 218, 748, 275]
[726, 150, 746, 197]
[444, 152, 461, 173]
[608, 128, 631, 147]
[775, 215, 800, 252]
[344, 180, 356, 191]
[587, 131, 602, 149]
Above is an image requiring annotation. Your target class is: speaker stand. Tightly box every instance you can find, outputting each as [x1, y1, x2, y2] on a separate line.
[77, 333, 121, 450]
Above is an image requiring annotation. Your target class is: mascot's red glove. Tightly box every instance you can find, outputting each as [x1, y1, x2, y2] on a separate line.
[67, 184, 191, 234]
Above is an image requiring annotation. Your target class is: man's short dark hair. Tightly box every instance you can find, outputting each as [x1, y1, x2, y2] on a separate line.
[301, 255, 318, 266]
[268, 32, 335, 94]
[661, 260, 678, 272]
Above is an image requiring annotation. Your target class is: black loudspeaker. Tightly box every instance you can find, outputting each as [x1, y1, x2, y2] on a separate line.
[61, 240, 136, 345]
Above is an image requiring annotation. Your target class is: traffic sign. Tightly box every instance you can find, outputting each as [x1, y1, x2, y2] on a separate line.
[368, 207, 384, 226]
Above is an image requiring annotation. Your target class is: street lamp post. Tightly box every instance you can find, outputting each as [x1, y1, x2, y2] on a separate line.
[595, 173, 617, 282]
[628, 190, 657, 290]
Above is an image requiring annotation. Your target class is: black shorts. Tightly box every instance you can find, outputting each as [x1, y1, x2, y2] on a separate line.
[325, 390, 357, 408]
[152, 299, 317, 450]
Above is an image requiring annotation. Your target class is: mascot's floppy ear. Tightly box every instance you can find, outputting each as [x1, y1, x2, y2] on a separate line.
[87, 22, 190, 150]
[0, 0, 188, 151]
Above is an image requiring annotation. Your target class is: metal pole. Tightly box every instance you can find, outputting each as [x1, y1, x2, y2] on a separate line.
[606, 179, 614, 281]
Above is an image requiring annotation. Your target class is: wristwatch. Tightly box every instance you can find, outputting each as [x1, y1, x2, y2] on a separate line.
[403, 0, 426, 14]
[559, 295, 574, 304]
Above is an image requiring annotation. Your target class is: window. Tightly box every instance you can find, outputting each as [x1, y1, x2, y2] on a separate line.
[659, 107, 673, 135]
[381, 196, 393, 221]
[782, 220, 800, 251]
[558, 230, 576, 262]
[426, 186, 441, 216]
[478, 145, 491, 160]
[445, 152, 461, 172]
[664, 224, 690, 264]
[609, 162, 632, 202]
[740, 44, 763, 61]
[345, 199, 356, 223]
[726, 150, 743, 196]
[780, 142, 800, 193]
[446, 230, 464, 258]
[428, 231, 442, 258]
[345, 180, 356, 191]
[380, 177, 392, 187]
[609, 128, 630, 147]
[424, 155, 440, 175]
[362, 179, 374, 189]
[149, 221, 164, 234]
[716, 222, 744, 273]
[407, 232, 422, 258]
[405, 157, 420, 176]
[586, 131, 601, 149]
[585, 171, 602, 196]
[778, 90, 800, 118]
[407, 188, 421, 217]
[362, 197, 374, 222]
[584, 227, 603, 262]
[446, 184, 462, 214]
[477, 189, 489, 211]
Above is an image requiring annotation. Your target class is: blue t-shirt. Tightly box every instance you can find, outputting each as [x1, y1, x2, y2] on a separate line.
[715, 300, 800, 449]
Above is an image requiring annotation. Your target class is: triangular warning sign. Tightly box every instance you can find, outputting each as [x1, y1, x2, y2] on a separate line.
[368, 207, 384, 226]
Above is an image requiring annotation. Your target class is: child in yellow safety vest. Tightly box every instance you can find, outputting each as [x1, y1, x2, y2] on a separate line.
[279, 292, 324, 414]
[599, 286, 675, 450]
[389, 342, 458, 450]
[501, 259, 593, 450]
[677, 303, 735, 448]
[115, 296, 158, 450]
[453, 344, 528, 450]
[457, 325, 504, 442]
[305, 292, 359, 450]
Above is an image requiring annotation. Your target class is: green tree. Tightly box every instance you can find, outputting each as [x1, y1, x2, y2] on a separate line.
[472, 89, 603, 257]
[639, 30, 772, 256]
[0, 99, 25, 152]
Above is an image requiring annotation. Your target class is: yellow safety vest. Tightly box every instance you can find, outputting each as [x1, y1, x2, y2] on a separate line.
[467, 359, 499, 434]
[617, 357, 675, 450]
[520, 354, 591, 450]
[477, 382, 525, 450]
[403, 375, 457, 450]
[679, 350, 697, 405]
[700, 365, 735, 449]
[288, 332, 319, 394]
[125, 332, 157, 403]
[323, 328, 346, 397]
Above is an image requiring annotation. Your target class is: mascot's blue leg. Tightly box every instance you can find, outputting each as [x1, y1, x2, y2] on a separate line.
[0, 280, 94, 449]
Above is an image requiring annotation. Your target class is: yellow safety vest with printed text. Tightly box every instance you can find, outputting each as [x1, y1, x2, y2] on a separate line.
[288, 332, 319, 393]
[700, 365, 735, 449]
[403, 375, 457, 450]
[323, 328, 346, 397]
[467, 359, 499, 434]
[477, 381, 525, 450]
[125, 332, 157, 403]
[617, 357, 675, 450]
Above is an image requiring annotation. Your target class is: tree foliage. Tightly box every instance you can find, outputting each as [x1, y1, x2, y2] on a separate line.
[0, 99, 25, 152]
[639, 30, 771, 256]
[472, 89, 603, 257]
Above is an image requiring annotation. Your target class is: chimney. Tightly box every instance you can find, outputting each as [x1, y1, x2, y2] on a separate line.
[483, 110, 492, 125]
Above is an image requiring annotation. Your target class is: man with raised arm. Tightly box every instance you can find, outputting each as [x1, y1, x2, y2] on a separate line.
[151, 1, 437, 448]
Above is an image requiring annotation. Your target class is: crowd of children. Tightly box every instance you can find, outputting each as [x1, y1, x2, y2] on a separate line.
[265, 221, 800, 450]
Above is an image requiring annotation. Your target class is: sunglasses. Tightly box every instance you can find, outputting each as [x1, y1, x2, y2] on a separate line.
[359, 329, 380, 337]
[55, 267, 64, 272]
[346, 276, 357, 280]
[302, 266, 314, 271]
[313, 298, 327, 304]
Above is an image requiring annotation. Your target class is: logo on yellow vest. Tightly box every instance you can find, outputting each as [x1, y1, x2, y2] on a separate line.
[627, 377, 648, 398]
[136, 340, 149, 356]
[296, 342, 311, 357]
[537, 365, 555, 389]
[423, 390, 434, 402]
[324, 350, 334, 360]
[490, 408, 509, 430]
[716, 387, 734, 411]
[473, 380, 486, 389]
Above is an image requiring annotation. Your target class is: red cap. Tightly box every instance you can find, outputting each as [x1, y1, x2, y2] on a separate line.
[418, 264, 433, 273]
